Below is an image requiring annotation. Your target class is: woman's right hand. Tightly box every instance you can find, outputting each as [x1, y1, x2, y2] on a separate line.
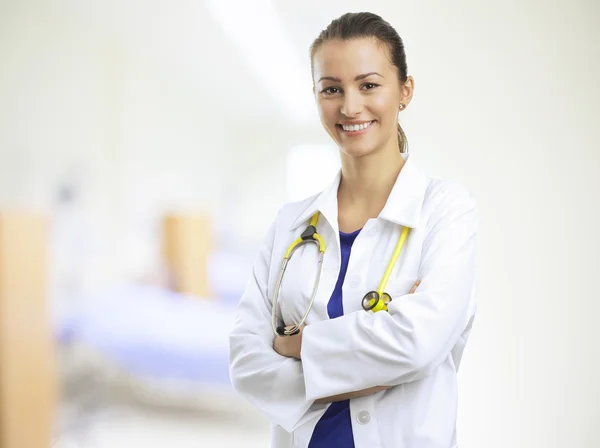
[408, 279, 421, 294]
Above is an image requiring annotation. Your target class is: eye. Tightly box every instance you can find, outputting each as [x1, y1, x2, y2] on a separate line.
[322, 87, 341, 96]
[362, 83, 379, 91]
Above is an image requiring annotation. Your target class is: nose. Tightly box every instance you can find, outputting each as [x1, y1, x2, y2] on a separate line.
[340, 90, 363, 117]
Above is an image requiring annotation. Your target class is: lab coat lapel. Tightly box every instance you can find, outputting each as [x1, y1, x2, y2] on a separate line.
[378, 156, 428, 229]
[290, 170, 341, 234]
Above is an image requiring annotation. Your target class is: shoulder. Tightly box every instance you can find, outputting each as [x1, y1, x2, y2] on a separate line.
[271, 192, 320, 230]
[258, 193, 320, 261]
[425, 177, 476, 207]
[422, 176, 478, 226]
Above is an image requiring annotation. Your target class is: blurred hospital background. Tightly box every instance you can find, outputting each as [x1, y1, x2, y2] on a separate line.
[0, 0, 599, 447]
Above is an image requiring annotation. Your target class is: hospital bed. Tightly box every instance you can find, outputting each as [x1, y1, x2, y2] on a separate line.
[57, 284, 234, 384]
[53, 249, 258, 447]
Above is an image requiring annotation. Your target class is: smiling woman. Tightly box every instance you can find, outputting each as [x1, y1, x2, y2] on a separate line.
[229, 12, 479, 448]
[310, 16, 413, 158]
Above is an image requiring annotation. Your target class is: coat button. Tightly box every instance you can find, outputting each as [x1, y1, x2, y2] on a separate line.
[357, 410, 371, 425]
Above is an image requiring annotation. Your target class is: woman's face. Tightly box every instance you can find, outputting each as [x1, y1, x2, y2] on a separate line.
[312, 38, 413, 158]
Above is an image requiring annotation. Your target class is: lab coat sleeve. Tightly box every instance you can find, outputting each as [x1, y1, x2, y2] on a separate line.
[229, 214, 316, 433]
[301, 183, 478, 400]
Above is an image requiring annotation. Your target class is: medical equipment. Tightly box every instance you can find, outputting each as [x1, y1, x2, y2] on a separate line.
[271, 212, 410, 336]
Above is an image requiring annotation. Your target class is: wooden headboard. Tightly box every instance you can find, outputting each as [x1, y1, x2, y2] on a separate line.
[161, 213, 212, 299]
[0, 212, 56, 448]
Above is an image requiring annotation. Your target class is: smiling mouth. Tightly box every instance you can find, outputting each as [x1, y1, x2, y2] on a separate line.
[336, 120, 375, 133]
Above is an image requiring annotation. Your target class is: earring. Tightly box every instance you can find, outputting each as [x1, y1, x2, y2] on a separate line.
[399, 103, 406, 110]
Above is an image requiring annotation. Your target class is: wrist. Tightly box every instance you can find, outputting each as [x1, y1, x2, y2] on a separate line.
[291, 332, 302, 359]
[295, 325, 307, 359]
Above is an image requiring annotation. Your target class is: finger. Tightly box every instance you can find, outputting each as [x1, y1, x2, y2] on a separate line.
[409, 280, 421, 294]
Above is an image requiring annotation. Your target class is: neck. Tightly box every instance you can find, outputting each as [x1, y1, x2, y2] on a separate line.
[338, 147, 405, 212]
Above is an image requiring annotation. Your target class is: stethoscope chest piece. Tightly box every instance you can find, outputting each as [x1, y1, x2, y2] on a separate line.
[361, 291, 392, 313]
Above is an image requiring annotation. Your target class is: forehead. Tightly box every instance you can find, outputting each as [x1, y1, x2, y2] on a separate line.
[312, 37, 394, 81]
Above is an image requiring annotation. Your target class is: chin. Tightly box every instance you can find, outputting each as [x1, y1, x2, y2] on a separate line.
[338, 139, 383, 158]
[340, 145, 376, 158]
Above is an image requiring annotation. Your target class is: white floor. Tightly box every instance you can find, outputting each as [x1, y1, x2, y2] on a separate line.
[57, 404, 270, 448]
[55, 346, 271, 448]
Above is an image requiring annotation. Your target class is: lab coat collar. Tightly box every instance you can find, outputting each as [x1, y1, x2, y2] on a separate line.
[379, 155, 428, 228]
[291, 170, 342, 233]
[290, 155, 428, 231]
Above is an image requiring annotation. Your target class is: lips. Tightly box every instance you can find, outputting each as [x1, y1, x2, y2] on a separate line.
[337, 120, 375, 134]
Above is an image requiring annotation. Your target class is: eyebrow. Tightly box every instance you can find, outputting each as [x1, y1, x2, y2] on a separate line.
[318, 72, 384, 83]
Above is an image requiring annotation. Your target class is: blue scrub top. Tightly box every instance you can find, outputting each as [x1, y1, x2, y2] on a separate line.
[308, 228, 361, 448]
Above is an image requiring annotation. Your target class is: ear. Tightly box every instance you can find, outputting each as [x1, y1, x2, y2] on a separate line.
[399, 76, 415, 109]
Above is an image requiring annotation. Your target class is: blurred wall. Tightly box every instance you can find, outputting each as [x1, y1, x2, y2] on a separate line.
[0, 0, 599, 447]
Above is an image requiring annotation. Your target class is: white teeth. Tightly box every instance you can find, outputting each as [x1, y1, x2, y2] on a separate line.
[342, 121, 372, 132]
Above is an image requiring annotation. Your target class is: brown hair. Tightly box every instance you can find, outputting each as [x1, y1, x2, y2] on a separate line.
[310, 12, 409, 154]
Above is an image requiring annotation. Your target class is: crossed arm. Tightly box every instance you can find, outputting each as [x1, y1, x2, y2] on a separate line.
[272, 280, 421, 404]
[231, 187, 478, 429]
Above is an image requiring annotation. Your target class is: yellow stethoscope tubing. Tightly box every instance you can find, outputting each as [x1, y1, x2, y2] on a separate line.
[282, 213, 325, 259]
[271, 212, 410, 334]
[272, 213, 326, 337]
[363, 225, 411, 312]
[377, 225, 410, 296]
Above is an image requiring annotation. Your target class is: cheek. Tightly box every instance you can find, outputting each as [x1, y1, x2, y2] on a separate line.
[317, 101, 338, 126]
[370, 95, 397, 122]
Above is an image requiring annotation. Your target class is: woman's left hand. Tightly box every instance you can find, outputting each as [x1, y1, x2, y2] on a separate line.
[273, 325, 305, 359]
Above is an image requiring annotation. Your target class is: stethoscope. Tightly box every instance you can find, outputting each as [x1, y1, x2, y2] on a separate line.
[271, 212, 410, 336]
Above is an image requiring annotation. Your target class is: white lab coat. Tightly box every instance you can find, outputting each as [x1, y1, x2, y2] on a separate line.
[229, 156, 478, 448]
